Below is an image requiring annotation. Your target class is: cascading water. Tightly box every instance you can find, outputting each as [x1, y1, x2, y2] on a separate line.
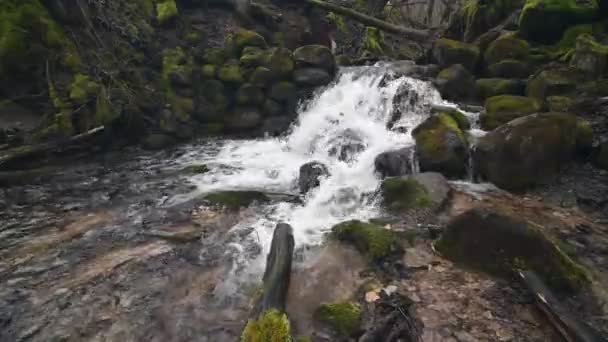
[176, 64, 459, 295]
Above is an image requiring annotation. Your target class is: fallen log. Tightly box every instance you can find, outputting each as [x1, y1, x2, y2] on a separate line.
[518, 271, 605, 342]
[305, 0, 432, 43]
[0, 126, 104, 171]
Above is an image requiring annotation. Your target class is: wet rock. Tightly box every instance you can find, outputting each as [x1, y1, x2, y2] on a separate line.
[432, 39, 479, 71]
[142, 133, 176, 150]
[413, 113, 468, 178]
[434, 64, 476, 101]
[380, 172, 450, 212]
[484, 34, 530, 66]
[298, 161, 329, 194]
[487, 59, 531, 78]
[374, 148, 413, 178]
[328, 129, 366, 163]
[268, 82, 297, 102]
[314, 302, 362, 337]
[476, 79, 526, 100]
[519, 0, 598, 43]
[239, 46, 268, 68]
[293, 45, 336, 72]
[527, 64, 586, 101]
[435, 207, 589, 291]
[250, 66, 274, 88]
[203, 191, 270, 209]
[331, 220, 400, 261]
[474, 112, 583, 191]
[259, 117, 292, 137]
[237, 83, 264, 105]
[232, 29, 268, 52]
[269, 47, 295, 79]
[242, 310, 291, 341]
[547, 95, 574, 112]
[224, 107, 263, 132]
[480, 95, 542, 130]
[293, 68, 331, 86]
[218, 60, 245, 83]
[570, 34, 608, 77]
[202, 48, 225, 65]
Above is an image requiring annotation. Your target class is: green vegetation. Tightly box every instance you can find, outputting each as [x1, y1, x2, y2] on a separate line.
[157, 0, 178, 25]
[69, 74, 100, 105]
[332, 220, 399, 261]
[381, 177, 432, 211]
[315, 303, 361, 336]
[363, 27, 386, 55]
[241, 310, 292, 342]
[482, 95, 542, 130]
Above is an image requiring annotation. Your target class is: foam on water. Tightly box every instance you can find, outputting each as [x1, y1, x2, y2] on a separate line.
[176, 65, 453, 293]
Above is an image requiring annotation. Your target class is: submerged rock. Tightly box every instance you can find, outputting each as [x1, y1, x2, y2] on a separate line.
[298, 161, 329, 194]
[487, 59, 531, 78]
[374, 148, 413, 178]
[474, 112, 583, 191]
[435, 207, 589, 292]
[331, 220, 400, 261]
[412, 113, 468, 178]
[481, 95, 542, 130]
[483, 34, 530, 66]
[314, 302, 362, 337]
[380, 173, 450, 212]
[203, 191, 270, 209]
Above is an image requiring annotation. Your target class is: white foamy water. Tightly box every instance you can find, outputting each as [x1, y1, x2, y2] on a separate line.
[175, 65, 456, 292]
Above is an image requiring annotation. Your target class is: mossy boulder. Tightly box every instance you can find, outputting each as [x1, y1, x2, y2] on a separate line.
[250, 67, 275, 88]
[570, 33, 608, 76]
[293, 68, 331, 86]
[435, 207, 589, 292]
[476, 79, 526, 100]
[474, 112, 579, 190]
[331, 220, 400, 261]
[241, 309, 291, 342]
[232, 30, 268, 53]
[445, 109, 471, 130]
[314, 303, 362, 337]
[434, 64, 476, 101]
[484, 34, 530, 65]
[526, 65, 585, 100]
[269, 82, 297, 102]
[240, 47, 268, 68]
[596, 142, 608, 170]
[293, 45, 336, 72]
[269, 48, 295, 79]
[547, 95, 574, 112]
[237, 83, 264, 105]
[218, 60, 245, 83]
[412, 113, 468, 178]
[162, 48, 194, 121]
[519, 0, 599, 43]
[487, 59, 532, 78]
[432, 39, 480, 71]
[201, 64, 216, 79]
[202, 48, 225, 65]
[380, 173, 450, 212]
[203, 191, 269, 209]
[156, 0, 178, 25]
[481, 95, 542, 130]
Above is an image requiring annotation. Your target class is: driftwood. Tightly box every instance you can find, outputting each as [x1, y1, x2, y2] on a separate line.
[305, 0, 432, 42]
[0, 126, 104, 171]
[255, 223, 295, 315]
[518, 271, 605, 342]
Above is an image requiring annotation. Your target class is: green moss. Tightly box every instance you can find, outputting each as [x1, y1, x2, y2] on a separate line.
[413, 113, 466, 163]
[476, 78, 525, 100]
[446, 110, 471, 131]
[231, 30, 268, 53]
[237, 83, 264, 105]
[269, 48, 295, 79]
[381, 177, 433, 212]
[203, 48, 226, 66]
[326, 13, 348, 33]
[481, 95, 542, 130]
[332, 220, 399, 261]
[184, 31, 204, 44]
[241, 309, 291, 342]
[363, 27, 386, 55]
[315, 303, 361, 336]
[240, 47, 268, 68]
[69, 74, 100, 105]
[484, 34, 530, 65]
[156, 0, 178, 25]
[218, 61, 245, 83]
[94, 86, 119, 126]
[250, 67, 274, 87]
[526, 65, 583, 100]
[546, 96, 574, 112]
[204, 191, 270, 209]
[202, 64, 217, 79]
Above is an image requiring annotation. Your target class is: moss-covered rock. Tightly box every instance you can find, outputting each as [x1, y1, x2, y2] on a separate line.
[314, 303, 362, 337]
[156, 0, 178, 25]
[331, 220, 400, 261]
[269, 48, 295, 79]
[201, 64, 217, 79]
[434, 64, 476, 101]
[293, 45, 336, 72]
[232, 30, 268, 53]
[596, 142, 608, 170]
[476, 78, 526, 100]
[237, 84, 264, 105]
[162, 48, 194, 121]
[487, 59, 532, 78]
[435, 207, 589, 292]
[218, 60, 245, 83]
[381, 177, 432, 211]
[241, 309, 291, 342]
[412, 113, 468, 178]
[570, 33, 608, 76]
[250, 67, 274, 88]
[484, 34, 530, 66]
[268, 82, 297, 102]
[546, 95, 574, 112]
[519, 0, 599, 43]
[69, 74, 100, 105]
[142, 133, 176, 150]
[240, 47, 268, 68]
[474, 112, 579, 190]
[526, 64, 585, 100]
[481, 95, 542, 130]
[203, 48, 226, 65]
[203, 191, 270, 209]
[263, 99, 284, 116]
[432, 38, 480, 71]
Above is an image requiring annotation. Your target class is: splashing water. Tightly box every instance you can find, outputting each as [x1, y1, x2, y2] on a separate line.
[176, 65, 452, 293]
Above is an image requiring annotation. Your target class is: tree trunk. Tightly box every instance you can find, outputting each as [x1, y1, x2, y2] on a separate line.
[305, 0, 432, 43]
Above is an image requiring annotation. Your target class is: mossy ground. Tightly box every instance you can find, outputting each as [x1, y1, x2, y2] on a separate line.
[332, 220, 399, 261]
[241, 309, 291, 342]
[314, 302, 362, 336]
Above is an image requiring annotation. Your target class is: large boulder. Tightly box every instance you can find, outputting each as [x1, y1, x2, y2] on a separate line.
[487, 59, 532, 78]
[293, 68, 331, 86]
[331, 220, 400, 261]
[432, 39, 480, 71]
[412, 113, 468, 178]
[476, 79, 526, 100]
[380, 172, 450, 212]
[435, 207, 588, 291]
[298, 161, 330, 194]
[519, 0, 599, 43]
[293, 45, 336, 72]
[526, 65, 585, 101]
[480, 95, 542, 130]
[374, 148, 413, 178]
[434, 64, 476, 101]
[483, 34, 530, 66]
[236, 83, 264, 105]
[474, 112, 587, 190]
